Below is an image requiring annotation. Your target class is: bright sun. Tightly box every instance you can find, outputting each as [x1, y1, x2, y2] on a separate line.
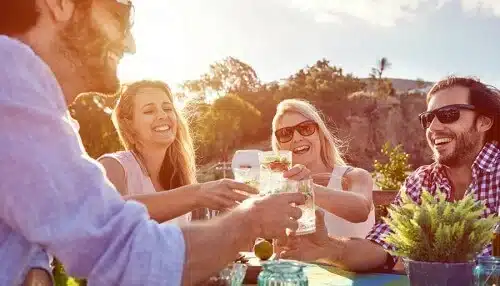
[118, 0, 215, 92]
[118, 1, 183, 85]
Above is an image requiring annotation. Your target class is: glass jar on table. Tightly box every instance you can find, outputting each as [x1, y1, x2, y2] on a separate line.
[258, 260, 308, 286]
[474, 256, 500, 286]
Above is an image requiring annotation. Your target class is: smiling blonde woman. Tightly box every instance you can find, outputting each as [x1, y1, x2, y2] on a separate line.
[272, 99, 375, 238]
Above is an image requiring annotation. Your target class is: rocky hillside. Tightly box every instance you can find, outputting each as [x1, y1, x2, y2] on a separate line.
[338, 92, 433, 170]
[194, 93, 436, 184]
[223, 92, 434, 172]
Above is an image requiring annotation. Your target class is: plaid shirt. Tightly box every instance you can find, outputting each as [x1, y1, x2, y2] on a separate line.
[366, 142, 500, 267]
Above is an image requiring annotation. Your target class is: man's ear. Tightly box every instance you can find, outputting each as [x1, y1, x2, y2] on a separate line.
[476, 115, 494, 133]
[42, 0, 75, 22]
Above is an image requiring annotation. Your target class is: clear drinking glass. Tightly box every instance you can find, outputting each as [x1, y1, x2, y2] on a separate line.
[270, 179, 316, 236]
[258, 151, 293, 196]
[206, 209, 221, 220]
[219, 262, 248, 286]
[258, 260, 308, 286]
[295, 179, 316, 235]
[233, 167, 260, 190]
[474, 256, 500, 286]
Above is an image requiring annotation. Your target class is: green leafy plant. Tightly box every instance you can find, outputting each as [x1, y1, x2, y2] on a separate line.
[52, 258, 86, 286]
[383, 188, 498, 263]
[52, 258, 68, 286]
[373, 142, 411, 190]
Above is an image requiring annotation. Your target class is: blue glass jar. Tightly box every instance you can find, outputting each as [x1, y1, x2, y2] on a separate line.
[474, 256, 500, 285]
[258, 260, 308, 286]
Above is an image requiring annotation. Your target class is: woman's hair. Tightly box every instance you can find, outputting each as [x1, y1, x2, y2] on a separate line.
[112, 80, 197, 190]
[271, 99, 346, 168]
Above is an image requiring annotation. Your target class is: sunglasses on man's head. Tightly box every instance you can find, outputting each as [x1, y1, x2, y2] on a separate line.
[275, 120, 319, 143]
[418, 104, 476, 129]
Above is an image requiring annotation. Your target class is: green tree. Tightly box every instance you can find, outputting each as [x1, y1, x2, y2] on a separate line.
[187, 94, 262, 164]
[368, 57, 395, 97]
[370, 57, 392, 80]
[69, 92, 123, 159]
[373, 142, 412, 190]
[182, 57, 260, 100]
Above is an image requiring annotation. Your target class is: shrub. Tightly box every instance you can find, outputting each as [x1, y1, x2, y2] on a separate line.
[373, 142, 411, 190]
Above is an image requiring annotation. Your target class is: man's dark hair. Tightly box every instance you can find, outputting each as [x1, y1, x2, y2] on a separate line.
[427, 76, 500, 144]
[0, 1, 40, 36]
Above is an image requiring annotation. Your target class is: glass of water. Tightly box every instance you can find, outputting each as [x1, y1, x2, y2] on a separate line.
[218, 262, 248, 286]
[294, 179, 316, 235]
[206, 209, 221, 220]
[233, 167, 260, 190]
[258, 151, 292, 196]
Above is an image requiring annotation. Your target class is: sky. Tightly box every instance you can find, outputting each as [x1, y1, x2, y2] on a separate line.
[118, 0, 500, 90]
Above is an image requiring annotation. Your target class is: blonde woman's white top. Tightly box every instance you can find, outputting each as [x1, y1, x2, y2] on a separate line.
[99, 150, 190, 225]
[320, 165, 375, 238]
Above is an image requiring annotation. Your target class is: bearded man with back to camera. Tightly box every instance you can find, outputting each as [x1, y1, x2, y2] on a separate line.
[0, 1, 306, 285]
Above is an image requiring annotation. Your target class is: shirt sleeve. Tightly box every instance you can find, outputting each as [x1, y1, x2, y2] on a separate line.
[365, 221, 398, 267]
[28, 248, 53, 275]
[0, 38, 186, 286]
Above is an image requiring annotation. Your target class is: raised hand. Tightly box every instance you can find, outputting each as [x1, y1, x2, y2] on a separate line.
[278, 210, 333, 262]
[196, 179, 258, 211]
[283, 164, 312, 181]
[239, 192, 306, 241]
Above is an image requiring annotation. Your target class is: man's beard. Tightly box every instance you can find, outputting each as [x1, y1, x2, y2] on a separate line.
[56, 12, 120, 98]
[433, 127, 481, 167]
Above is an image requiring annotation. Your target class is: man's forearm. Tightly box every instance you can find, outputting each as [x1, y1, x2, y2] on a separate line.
[181, 209, 257, 285]
[321, 238, 389, 272]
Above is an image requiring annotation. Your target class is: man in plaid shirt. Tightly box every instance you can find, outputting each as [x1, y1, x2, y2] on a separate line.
[280, 76, 500, 272]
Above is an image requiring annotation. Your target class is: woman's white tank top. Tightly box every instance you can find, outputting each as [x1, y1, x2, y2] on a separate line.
[319, 166, 375, 238]
[99, 151, 190, 225]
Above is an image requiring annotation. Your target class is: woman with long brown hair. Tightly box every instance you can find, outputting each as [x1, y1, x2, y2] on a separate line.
[98, 80, 255, 224]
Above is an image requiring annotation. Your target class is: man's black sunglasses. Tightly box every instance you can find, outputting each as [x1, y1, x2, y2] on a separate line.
[418, 104, 476, 129]
[275, 120, 319, 143]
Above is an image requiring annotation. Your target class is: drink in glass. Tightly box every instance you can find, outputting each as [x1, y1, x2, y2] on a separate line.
[233, 167, 260, 189]
[207, 209, 220, 220]
[295, 179, 316, 235]
[258, 151, 292, 196]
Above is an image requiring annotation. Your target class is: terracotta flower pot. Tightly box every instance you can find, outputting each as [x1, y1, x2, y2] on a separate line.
[372, 189, 399, 206]
[403, 258, 475, 286]
[372, 190, 399, 222]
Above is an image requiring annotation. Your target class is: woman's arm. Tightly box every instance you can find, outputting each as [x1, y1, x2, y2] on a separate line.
[123, 186, 199, 222]
[314, 168, 373, 223]
[99, 157, 257, 223]
[99, 156, 198, 222]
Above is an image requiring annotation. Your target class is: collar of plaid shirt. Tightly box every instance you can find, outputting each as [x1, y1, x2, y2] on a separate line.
[422, 141, 500, 202]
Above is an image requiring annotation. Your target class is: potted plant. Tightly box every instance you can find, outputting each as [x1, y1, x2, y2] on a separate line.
[383, 188, 498, 286]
